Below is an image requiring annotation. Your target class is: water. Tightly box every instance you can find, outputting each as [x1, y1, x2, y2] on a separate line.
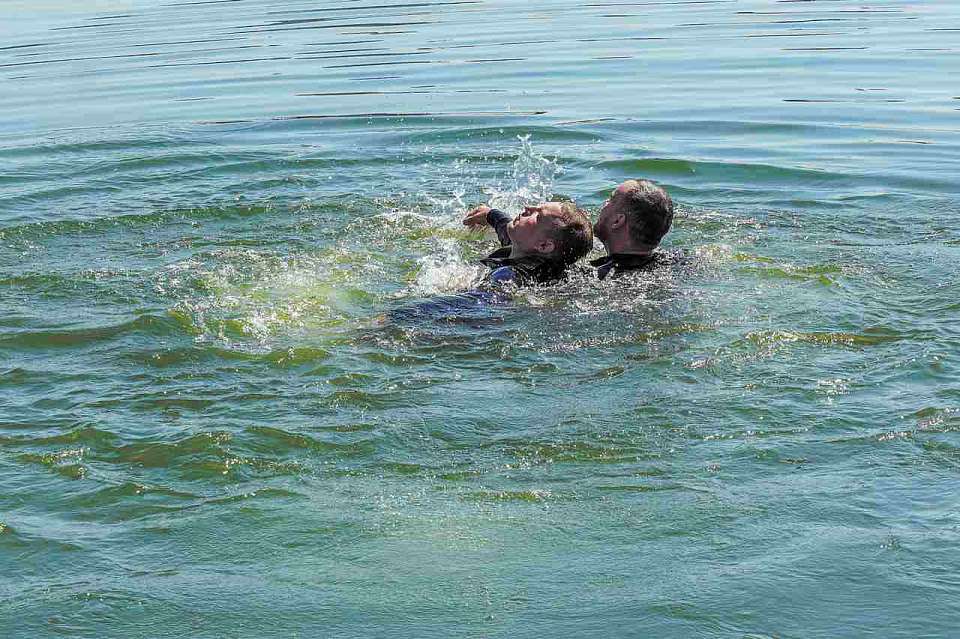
[2, 1, 960, 636]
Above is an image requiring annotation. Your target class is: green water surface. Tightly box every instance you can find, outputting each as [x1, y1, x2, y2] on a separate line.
[2, 1, 960, 637]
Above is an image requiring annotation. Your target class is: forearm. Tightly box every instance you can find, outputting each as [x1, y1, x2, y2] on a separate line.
[486, 209, 512, 246]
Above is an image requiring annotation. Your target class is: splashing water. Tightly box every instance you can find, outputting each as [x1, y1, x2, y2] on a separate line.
[485, 134, 564, 213]
[160, 246, 380, 348]
[410, 135, 563, 295]
[154, 137, 565, 346]
[408, 238, 485, 296]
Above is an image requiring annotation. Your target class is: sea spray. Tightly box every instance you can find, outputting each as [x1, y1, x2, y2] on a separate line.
[409, 135, 564, 296]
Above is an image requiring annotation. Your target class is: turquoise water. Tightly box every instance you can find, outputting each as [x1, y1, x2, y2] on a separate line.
[2, 1, 960, 636]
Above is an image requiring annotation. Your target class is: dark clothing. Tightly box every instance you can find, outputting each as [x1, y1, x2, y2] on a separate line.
[590, 252, 672, 281]
[387, 289, 509, 324]
[479, 209, 568, 285]
[486, 208, 513, 247]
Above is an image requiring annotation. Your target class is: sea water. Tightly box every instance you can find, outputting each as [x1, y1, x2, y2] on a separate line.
[2, 1, 960, 637]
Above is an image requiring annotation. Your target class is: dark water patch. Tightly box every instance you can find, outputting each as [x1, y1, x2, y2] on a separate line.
[0, 425, 118, 450]
[0, 43, 52, 52]
[85, 14, 135, 21]
[438, 468, 482, 481]
[108, 431, 232, 469]
[17, 451, 88, 480]
[74, 431, 315, 481]
[0, 134, 200, 162]
[739, 329, 903, 349]
[130, 396, 219, 413]
[376, 460, 425, 475]
[596, 157, 849, 185]
[69, 481, 198, 514]
[784, 98, 905, 103]
[0, 271, 143, 306]
[0, 203, 277, 238]
[0, 522, 84, 553]
[0, 314, 182, 350]
[245, 425, 376, 458]
[0, 366, 101, 389]
[181, 455, 306, 481]
[49, 23, 138, 32]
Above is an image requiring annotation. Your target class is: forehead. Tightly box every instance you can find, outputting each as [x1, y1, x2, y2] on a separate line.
[537, 202, 566, 225]
[539, 202, 564, 215]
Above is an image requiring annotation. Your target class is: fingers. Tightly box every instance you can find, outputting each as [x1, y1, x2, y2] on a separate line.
[462, 213, 484, 227]
[462, 205, 491, 227]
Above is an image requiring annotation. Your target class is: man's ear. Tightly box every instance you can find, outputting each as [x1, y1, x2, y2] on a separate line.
[536, 239, 556, 255]
[610, 212, 626, 230]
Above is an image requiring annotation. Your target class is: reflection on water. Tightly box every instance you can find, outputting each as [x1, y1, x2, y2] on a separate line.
[2, 1, 960, 638]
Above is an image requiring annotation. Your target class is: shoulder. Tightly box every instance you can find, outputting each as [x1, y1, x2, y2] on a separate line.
[487, 265, 517, 284]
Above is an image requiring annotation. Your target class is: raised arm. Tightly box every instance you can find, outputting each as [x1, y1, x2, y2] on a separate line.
[462, 204, 512, 247]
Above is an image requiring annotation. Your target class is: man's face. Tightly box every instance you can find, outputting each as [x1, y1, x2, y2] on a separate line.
[507, 202, 563, 255]
[593, 181, 636, 243]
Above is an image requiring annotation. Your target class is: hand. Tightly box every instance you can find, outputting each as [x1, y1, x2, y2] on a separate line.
[462, 204, 492, 228]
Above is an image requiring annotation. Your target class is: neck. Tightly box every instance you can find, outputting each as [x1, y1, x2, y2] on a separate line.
[509, 246, 536, 260]
[602, 235, 655, 256]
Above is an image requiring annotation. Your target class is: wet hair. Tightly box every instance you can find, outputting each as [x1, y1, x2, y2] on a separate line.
[549, 202, 594, 265]
[622, 179, 674, 248]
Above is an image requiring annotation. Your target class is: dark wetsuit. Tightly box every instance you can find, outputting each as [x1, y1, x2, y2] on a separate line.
[590, 252, 674, 281]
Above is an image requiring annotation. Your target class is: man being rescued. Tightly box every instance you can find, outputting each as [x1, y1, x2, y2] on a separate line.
[461, 201, 593, 284]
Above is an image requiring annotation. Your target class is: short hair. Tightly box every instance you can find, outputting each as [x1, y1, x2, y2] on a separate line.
[549, 202, 594, 265]
[623, 179, 674, 248]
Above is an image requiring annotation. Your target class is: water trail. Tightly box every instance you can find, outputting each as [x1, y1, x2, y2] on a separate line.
[153, 137, 563, 347]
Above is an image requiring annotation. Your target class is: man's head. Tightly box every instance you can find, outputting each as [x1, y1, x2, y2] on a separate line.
[507, 201, 593, 265]
[594, 179, 674, 255]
